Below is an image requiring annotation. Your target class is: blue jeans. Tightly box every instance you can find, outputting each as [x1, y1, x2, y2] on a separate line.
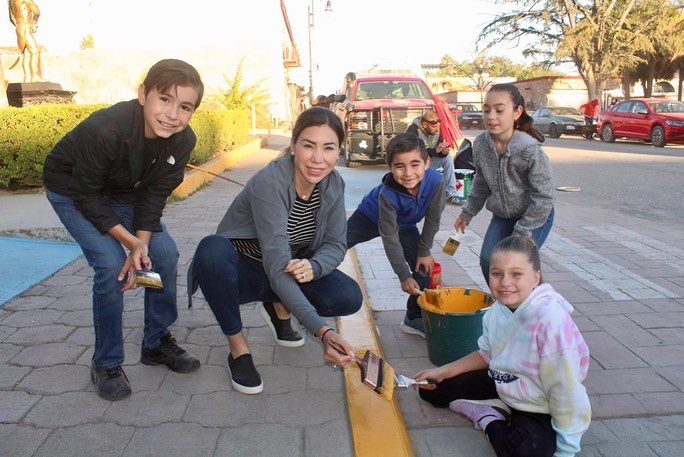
[479, 208, 555, 283]
[346, 210, 429, 319]
[192, 235, 362, 335]
[46, 190, 179, 368]
[430, 154, 458, 199]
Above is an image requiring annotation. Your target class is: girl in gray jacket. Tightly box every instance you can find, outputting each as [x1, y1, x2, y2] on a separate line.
[455, 84, 555, 283]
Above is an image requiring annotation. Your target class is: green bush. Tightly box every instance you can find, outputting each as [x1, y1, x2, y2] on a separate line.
[189, 109, 250, 164]
[0, 104, 250, 189]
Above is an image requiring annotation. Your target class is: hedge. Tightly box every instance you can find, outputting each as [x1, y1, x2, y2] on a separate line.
[0, 104, 250, 189]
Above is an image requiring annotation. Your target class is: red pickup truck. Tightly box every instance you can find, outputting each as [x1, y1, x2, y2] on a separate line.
[332, 72, 435, 167]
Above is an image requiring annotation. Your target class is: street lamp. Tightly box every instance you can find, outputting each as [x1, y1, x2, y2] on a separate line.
[308, 0, 332, 104]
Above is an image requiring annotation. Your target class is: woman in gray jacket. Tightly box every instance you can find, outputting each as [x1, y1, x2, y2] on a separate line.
[189, 107, 362, 394]
[455, 84, 555, 283]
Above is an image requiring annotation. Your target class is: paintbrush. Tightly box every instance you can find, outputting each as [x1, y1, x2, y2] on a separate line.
[395, 374, 431, 389]
[329, 341, 395, 400]
[134, 268, 163, 289]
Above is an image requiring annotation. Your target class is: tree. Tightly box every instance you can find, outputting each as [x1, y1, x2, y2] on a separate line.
[478, 1, 655, 99]
[209, 58, 273, 128]
[434, 53, 561, 82]
[623, 1, 684, 97]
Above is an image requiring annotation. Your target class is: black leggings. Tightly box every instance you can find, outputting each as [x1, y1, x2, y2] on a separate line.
[419, 369, 557, 457]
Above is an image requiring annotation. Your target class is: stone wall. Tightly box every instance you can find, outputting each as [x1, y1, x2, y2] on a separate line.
[1, 47, 293, 120]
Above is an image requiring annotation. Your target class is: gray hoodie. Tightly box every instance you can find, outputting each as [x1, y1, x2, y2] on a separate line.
[459, 130, 554, 236]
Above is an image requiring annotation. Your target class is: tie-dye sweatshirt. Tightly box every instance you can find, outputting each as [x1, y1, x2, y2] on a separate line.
[478, 283, 591, 457]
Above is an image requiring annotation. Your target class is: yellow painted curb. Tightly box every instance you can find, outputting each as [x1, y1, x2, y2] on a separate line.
[172, 137, 264, 199]
[338, 251, 414, 457]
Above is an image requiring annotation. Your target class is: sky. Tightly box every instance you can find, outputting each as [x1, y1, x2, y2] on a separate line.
[1, 0, 531, 96]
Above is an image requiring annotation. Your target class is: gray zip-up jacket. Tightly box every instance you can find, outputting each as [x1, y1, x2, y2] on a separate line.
[459, 130, 554, 236]
[214, 155, 347, 335]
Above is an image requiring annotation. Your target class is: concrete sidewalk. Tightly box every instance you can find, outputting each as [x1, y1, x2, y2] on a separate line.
[1, 134, 683, 456]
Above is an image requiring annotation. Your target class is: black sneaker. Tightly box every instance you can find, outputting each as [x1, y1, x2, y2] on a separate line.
[141, 334, 200, 373]
[228, 353, 263, 395]
[90, 365, 131, 401]
[258, 302, 305, 347]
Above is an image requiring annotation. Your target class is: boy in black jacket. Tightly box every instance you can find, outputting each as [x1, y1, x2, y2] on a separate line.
[43, 59, 204, 401]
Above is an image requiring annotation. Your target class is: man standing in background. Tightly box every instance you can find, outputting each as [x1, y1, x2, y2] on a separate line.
[578, 98, 600, 141]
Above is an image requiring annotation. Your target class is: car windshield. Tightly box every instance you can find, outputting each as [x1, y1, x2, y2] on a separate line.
[549, 107, 580, 115]
[648, 101, 684, 113]
[355, 81, 432, 101]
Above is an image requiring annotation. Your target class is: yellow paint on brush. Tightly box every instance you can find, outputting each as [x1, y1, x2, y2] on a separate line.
[337, 251, 415, 457]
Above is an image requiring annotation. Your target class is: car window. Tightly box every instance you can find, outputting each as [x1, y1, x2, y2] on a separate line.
[649, 101, 684, 113]
[538, 108, 549, 117]
[551, 107, 579, 115]
[632, 102, 648, 113]
[616, 102, 632, 113]
[355, 81, 431, 100]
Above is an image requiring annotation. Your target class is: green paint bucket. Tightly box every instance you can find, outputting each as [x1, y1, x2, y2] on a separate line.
[454, 169, 475, 200]
[418, 287, 493, 366]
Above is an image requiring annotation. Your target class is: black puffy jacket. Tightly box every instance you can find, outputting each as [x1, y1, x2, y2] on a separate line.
[43, 99, 195, 233]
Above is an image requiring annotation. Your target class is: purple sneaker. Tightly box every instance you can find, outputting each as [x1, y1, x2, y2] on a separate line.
[449, 399, 510, 431]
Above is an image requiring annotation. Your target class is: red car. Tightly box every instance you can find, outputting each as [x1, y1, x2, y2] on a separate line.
[597, 98, 684, 147]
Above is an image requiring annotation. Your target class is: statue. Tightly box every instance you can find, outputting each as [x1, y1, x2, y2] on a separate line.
[8, 0, 44, 83]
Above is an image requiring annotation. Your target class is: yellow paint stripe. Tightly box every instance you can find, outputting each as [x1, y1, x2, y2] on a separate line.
[338, 251, 414, 457]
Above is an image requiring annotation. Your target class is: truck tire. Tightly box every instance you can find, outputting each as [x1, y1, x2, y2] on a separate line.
[345, 149, 361, 168]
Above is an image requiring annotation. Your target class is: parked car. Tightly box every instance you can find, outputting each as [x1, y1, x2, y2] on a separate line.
[530, 106, 585, 138]
[597, 98, 684, 147]
[332, 72, 435, 167]
[451, 103, 483, 129]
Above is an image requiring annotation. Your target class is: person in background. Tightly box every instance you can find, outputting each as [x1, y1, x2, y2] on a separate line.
[188, 107, 363, 395]
[346, 133, 445, 338]
[406, 110, 462, 205]
[454, 83, 555, 284]
[415, 235, 591, 457]
[578, 98, 600, 140]
[43, 59, 204, 401]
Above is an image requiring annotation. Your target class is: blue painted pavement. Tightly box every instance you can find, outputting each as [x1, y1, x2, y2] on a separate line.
[0, 236, 82, 306]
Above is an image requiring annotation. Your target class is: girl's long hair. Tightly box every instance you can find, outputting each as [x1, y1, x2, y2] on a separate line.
[488, 83, 544, 143]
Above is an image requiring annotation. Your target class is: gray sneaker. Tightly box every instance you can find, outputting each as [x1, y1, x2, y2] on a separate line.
[400, 314, 425, 338]
[447, 196, 464, 205]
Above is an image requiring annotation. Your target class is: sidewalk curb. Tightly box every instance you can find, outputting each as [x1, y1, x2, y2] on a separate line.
[338, 249, 414, 457]
[172, 137, 265, 199]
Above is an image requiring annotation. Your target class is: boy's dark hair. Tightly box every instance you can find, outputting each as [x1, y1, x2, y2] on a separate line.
[385, 132, 428, 166]
[491, 235, 543, 283]
[143, 59, 204, 109]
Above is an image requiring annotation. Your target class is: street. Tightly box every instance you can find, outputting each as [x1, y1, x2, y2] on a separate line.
[338, 130, 684, 228]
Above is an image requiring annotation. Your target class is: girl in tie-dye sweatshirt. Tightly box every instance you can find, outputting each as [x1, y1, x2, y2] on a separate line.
[415, 235, 591, 457]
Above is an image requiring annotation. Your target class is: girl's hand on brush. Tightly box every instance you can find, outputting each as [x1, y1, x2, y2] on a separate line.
[413, 367, 445, 389]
